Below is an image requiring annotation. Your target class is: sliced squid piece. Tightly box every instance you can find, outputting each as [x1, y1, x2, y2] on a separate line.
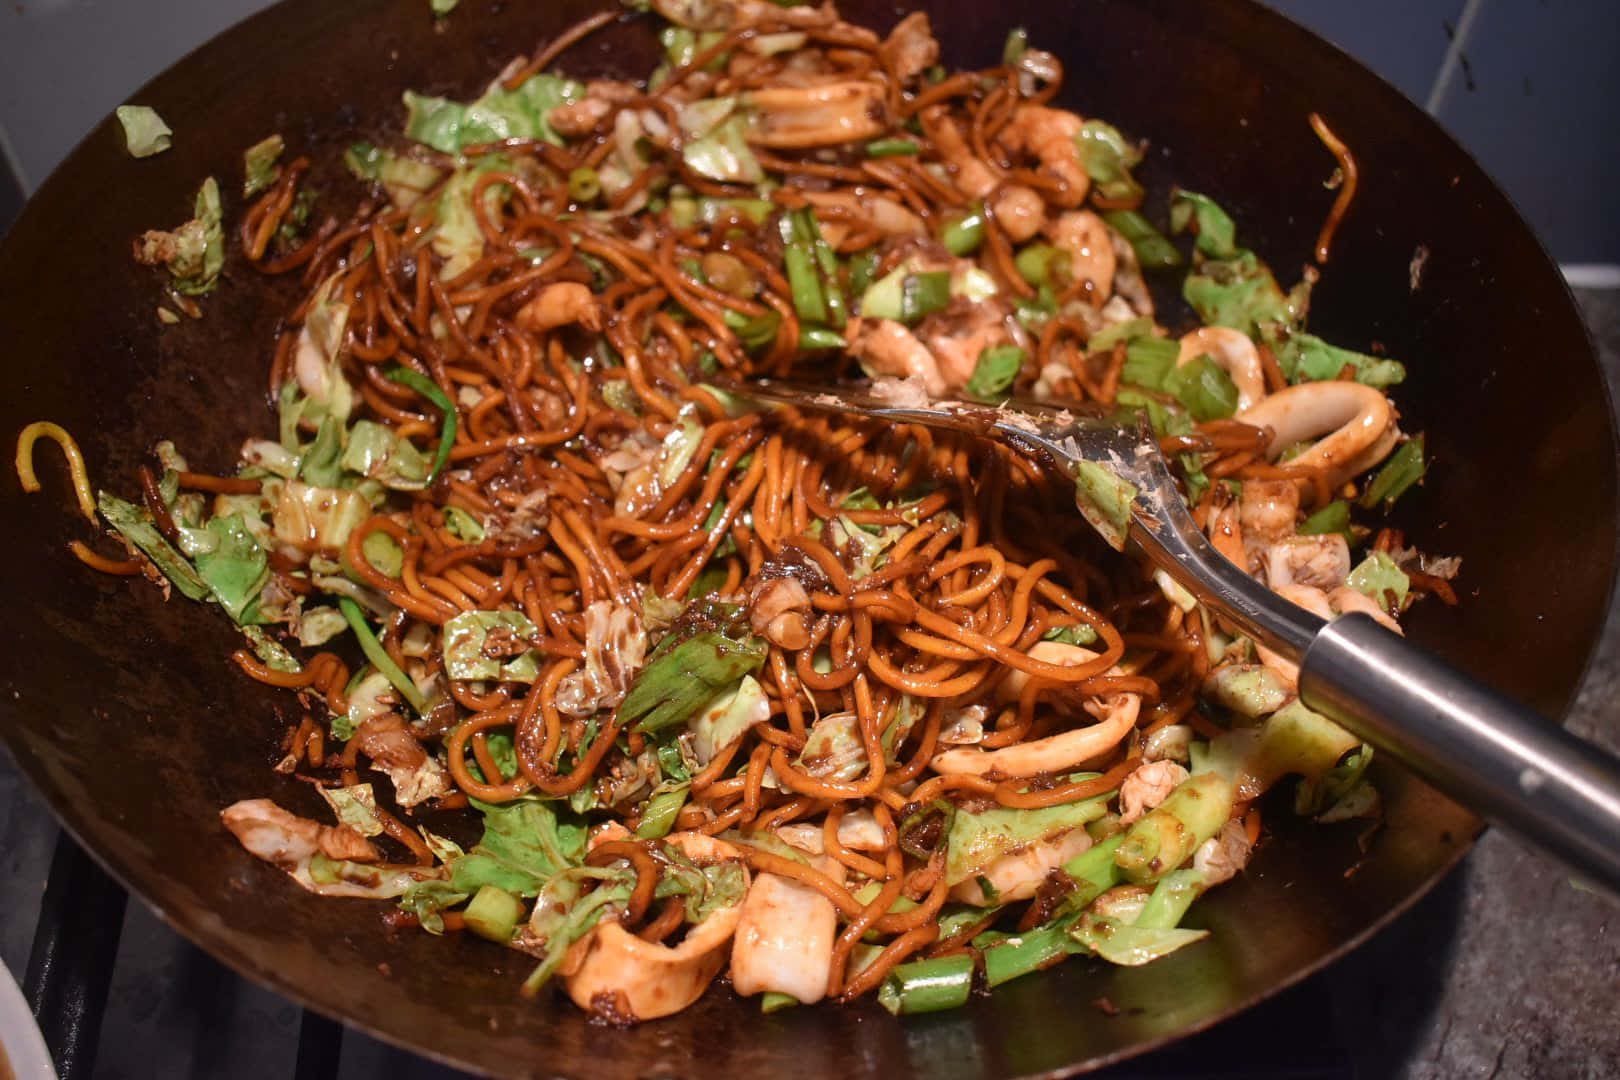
[931, 692, 1140, 780]
[562, 833, 748, 1022]
[1265, 533, 1352, 591]
[745, 81, 887, 148]
[730, 853, 843, 1004]
[1235, 381, 1400, 488]
[833, 808, 887, 851]
[800, 189, 923, 238]
[774, 810, 885, 855]
[994, 641, 1105, 703]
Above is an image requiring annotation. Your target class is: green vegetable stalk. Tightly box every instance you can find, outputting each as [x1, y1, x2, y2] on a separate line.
[463, 884, 526, 943]
[1058, 832, 1125, 912]
[1101, 210, 1182, 270]
[242, 134, 286, 198]
[1298, 499, 1353, 544]
[1120, 337, 1178, 389]
[1359, 434, 1426, 509]
[963, 345, 1026, 401]
[1076, 120, 1144, 204]
[635, 786, 690, 839]
[982, 924, 1083, 987]
[1163, 353, 1240, 421]
[940, 202, 987, 256]
[1114, 771, 1235, 884]
[878, 954, 976, 1015]
[116, 105, 172, 158]
[1068, 913, 1209, 966]
[620, 630, 768, 733]
[384, 366, 457, 483]
[1132, 868, 1205, 930]
[567, 166, 602, 203]
[338, 596, 428, 712]
[865, 138, 921, 158]
[783, 244, 828, 324]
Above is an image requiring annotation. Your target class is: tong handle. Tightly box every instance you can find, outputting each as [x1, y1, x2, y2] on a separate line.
[1299, 614, 1620, 896]
[1129, 470, 1620, 897]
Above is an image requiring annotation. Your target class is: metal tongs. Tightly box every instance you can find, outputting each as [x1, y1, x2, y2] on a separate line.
[729, 378, 1620, 896]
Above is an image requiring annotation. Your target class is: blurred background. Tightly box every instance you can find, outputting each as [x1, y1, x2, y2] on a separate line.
[1, 1, 1616, 1079]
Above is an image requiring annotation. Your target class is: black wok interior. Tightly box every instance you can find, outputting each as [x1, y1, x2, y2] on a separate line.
[0, 0, 1612, 1075]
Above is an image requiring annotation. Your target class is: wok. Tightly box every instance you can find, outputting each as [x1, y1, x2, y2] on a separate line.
[0, 0, 1612, 1075]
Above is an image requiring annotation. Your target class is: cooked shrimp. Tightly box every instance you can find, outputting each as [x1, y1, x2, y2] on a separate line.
[517, 282, 603, 332]
[950, 827, 1094, 905]
[549, 80, 638, 138]
[1235, 381, 1400, 487]
[1177, 328, 1267, 412]
[745, 81, 888, 148]
[1000, 105, 1089, 207]
[1207, 499, 1246, 570]
[1046, 210, 1115, 300]
[847, 317, 946, 395]
[1193, 819, 1252, 886]
[990, 184, 1045, 244]
[918, 298, 1015, 388]
[922, 106, 996, 199]
[563, 833, 748, 1021]
[1265, 533, 1351, 591]
[1256, 583, 1334, 687]
[1118, 760, 1190, 825]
